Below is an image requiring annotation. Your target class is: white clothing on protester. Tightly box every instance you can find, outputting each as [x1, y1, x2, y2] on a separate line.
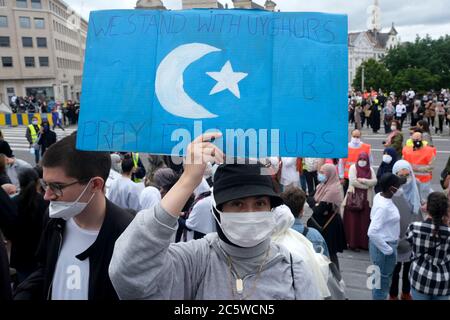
[280, 157, 299, 187]
[139, 186, 161, 210]
[367, 193, 400, 255]
[185, 195, 216, 241]
[107, 176, 142, 212]
[51, 218, 99, 300]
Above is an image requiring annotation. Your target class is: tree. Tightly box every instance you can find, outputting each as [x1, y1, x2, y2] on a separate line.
[383, 35, 450, 89]
[391, 67, 440, 94]
[352, 59, 392, 92]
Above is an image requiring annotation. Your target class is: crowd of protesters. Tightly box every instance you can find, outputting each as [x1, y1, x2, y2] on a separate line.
[8, 95, 80, 127]
[348, 88, 450, 135]
[0, 92, 449, 300]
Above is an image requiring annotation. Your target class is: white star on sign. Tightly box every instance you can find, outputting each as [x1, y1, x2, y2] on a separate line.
[206, 61, 248, 99]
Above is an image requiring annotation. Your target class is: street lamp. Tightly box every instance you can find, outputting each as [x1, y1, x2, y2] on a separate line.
[361, 65, 365, 92]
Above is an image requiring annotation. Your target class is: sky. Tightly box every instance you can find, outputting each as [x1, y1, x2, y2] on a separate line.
[65, 0, 450, 42]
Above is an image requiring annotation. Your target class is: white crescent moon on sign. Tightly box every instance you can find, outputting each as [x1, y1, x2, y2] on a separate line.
[155, 43, 221, 119]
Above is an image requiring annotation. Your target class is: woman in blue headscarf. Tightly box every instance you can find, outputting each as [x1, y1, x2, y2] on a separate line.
[375, 147, 398, 194]
[388, 160, 422, 300]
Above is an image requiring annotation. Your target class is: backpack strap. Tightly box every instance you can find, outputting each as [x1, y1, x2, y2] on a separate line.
[289, 253, 296, 292]
[302, 226, 309, 237]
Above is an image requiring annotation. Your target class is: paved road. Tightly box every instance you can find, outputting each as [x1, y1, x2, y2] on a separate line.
[1, 122, 449, 300]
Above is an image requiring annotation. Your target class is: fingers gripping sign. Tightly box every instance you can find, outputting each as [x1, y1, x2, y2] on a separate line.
[162, 132, 224, 217]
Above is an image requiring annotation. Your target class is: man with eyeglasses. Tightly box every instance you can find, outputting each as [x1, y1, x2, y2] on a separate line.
[14, 134, 134, 300]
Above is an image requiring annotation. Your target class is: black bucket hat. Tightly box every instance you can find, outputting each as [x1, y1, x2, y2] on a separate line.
[213, 163, 283, 208]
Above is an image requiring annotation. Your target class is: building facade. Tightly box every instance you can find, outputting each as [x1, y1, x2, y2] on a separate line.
[0, 0, 87, 105]
[348, 0, 399, 89]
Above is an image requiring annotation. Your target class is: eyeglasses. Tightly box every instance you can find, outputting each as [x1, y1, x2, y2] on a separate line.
[40, 179, 86, 197]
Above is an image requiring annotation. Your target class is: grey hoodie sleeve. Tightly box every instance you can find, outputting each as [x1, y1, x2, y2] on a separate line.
[108, 204, 210, 300]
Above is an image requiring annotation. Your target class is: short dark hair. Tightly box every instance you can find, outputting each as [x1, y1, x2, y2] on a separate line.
[280, 186, 306, 218]
[42, 133, 111, 183]
[121, 158, 134, 174]
[427, 192, 449, 237]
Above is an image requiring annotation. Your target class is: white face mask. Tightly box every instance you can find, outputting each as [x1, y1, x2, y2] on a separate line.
[358, 160, 367, 167]
[32, 120, 38, 125]
[351, 137, 361, 145]
[390, 126, 397, 131]
[382, 154, 393, 164]
[49, 180, 95, 221]
[212, 206, 276, 248]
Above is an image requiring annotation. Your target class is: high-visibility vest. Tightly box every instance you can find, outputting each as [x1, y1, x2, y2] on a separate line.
[343, 143, 371, 179]
[405, 139, 428, 148]
[402, 146, 436, 183]
[28, 124, 41, 144]
[132, 153, 142, 183]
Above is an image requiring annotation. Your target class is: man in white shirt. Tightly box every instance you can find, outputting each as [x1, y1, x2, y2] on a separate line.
[395, 100, 407, 128]
[107, 157, 142, 212]
[367, 173, 406, 300]
[13, 134, 134, 300]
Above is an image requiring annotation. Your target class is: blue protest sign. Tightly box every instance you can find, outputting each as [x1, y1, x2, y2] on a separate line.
[77, 9, 348, 158]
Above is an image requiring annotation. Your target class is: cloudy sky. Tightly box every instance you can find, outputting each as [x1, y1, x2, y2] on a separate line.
[65, 0, 450, 42]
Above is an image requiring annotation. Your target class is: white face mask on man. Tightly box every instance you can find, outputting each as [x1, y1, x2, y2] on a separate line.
[49, 180, 95, 220]
[211, 205, 276, 248]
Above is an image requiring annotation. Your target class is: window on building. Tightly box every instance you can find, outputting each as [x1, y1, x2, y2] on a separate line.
[22, 36, 33, 47]
[39, 56, 49, 67]
[16, 0, 27, 8]
[0, 16, 7, 27]
[0, 0, 6, 7]
[36, 37, 47, 47]
[24, 56, 35, 67]
[1, 56, 13, 67]
[19, 16, 31, 28]
[0, 36, 10, 47]
[34, 17, 44, 29]
[31, 0, 42, 9]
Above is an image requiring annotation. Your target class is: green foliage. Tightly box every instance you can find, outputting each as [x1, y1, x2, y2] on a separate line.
[382, 35, 450, 91]
[352, 59, 392, 91]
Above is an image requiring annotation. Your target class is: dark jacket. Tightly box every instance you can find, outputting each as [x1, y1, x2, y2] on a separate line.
[0, 139, 13, 158]
[10, 194, 48, 273]
[13, 199, 134, 300]
[38, 129, 57, 155]
[0, 188, 16, 300]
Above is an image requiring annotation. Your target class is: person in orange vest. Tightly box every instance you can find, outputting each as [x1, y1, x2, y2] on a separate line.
[402, 132, 437, 203]
[339, 129, 372, 194]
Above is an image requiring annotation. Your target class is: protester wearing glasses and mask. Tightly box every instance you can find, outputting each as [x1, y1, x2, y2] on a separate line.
[367, 173, 406, 300]
[109, 133, 321, 300]
[14, 134, 134, 300]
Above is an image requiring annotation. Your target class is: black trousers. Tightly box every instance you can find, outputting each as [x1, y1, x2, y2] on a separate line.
[304, 171, 318, 197]
[389, 261, 412, 296]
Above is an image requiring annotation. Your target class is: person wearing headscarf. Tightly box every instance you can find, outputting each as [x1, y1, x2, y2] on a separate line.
[375, 147, 398, 194]
[343, 152, 377, 251]
[388, 160, 422, 300]
[271, 205, 343, 300]
[109, 133, 321, 300]
[307, 164, 347, 270]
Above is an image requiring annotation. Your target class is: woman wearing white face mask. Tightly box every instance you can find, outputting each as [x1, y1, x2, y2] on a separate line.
[342, 152, 377, 251]
[382, 120, 403, 158]
[109, 133, 321, 300]
[388, 160, 422, 300]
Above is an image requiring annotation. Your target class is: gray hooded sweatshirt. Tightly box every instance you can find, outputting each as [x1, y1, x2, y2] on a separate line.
[109, 204, 321, 300]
